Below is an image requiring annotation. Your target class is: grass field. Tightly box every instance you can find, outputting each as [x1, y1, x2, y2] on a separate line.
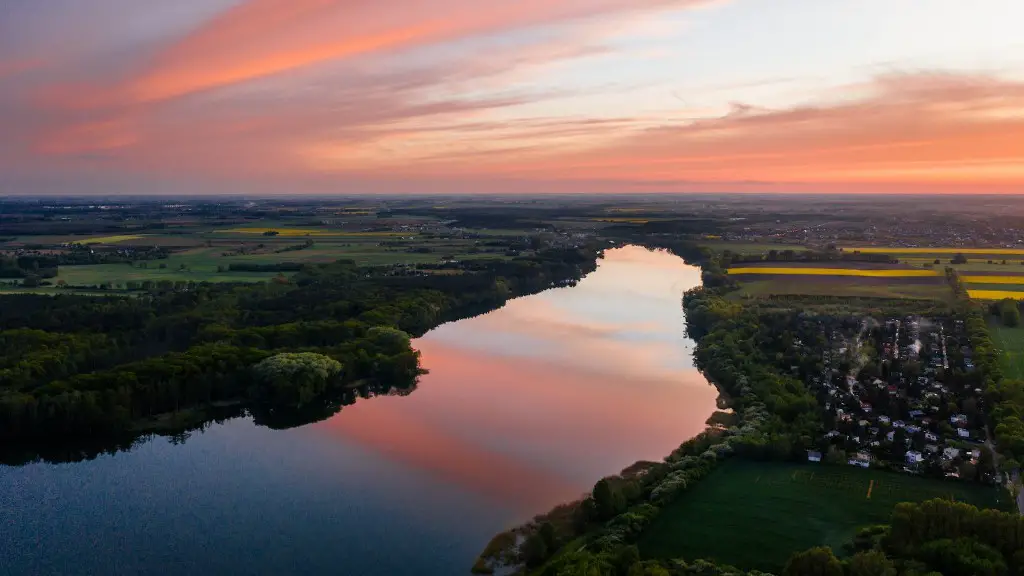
[989, 321, 1024, 380]
[968, 290, 1024, 301]
[727, 267, 939, 278]
[638, 459, 1009, 572]
[733, 278, 952, 301]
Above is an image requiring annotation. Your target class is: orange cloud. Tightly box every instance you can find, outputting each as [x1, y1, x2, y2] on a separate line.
[363, 71, 1024, 192]
[55, 0, 705, 106]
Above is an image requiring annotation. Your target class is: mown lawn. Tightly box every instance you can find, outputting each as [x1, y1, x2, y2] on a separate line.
[638, 459, 1009, 573]
[990, 321, 1024, 380]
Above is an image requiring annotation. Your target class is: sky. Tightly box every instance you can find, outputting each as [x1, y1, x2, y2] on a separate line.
[1, 0, 1023, 195]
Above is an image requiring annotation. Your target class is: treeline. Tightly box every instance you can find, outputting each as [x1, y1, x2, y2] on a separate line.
[473, 428, 755, 575]
[0, 245, 601, 446]
[947, 269, 1024, 469]
[0, 254, 58, 279]
[781, 498, 1024, 576]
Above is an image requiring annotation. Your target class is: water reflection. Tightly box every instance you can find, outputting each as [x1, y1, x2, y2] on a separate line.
[313, 245, 718, 514]
[0, 245, 716, 576]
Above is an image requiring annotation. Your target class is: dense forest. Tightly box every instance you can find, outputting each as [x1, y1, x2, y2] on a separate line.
[0, 245, 600, 460]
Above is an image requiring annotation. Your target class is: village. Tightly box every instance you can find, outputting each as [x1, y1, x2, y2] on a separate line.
[804, 315, 995, 483]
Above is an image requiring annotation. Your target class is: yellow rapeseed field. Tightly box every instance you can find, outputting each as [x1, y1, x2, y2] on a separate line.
[77, 234, 144, 244]
[962, 276, 1024, 284]
[725, 267, 941, 278]
[845, 247, 1024, 255]
[968, 290, 1024, 300]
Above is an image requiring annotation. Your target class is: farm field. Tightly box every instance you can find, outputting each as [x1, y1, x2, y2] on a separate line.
[903, 258, 1024, 272]
[732, 278, 952, 301]
[845, 247, 1024, 256]
[969, 290, 1024, 301]
[726, 266, 939, 277]
[990, 321, 1024, 380]
[725, 264, 951, 301]
[638, 459, 1009, 573]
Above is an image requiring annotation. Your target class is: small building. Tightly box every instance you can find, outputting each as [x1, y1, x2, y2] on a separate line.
[942, 447, 961, 461]
[807, 451, 822, 463]
[925, 432, 938, 442]
[957, 428, 970, 439]
[906, 451, 924, 464]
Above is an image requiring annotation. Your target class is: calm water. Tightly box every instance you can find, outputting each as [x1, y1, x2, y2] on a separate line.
[0, 246, 716, 576]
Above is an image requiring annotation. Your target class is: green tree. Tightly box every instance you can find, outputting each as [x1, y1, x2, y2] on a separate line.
[783, 547, 843, 576]
[847, 550, 896, 576]
[252, 352, 343, 407]
[593, 478, 625, 520]
[999, 299, 1020, 327]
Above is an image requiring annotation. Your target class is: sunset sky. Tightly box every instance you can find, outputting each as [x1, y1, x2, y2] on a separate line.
[2, 0, 1023, 195]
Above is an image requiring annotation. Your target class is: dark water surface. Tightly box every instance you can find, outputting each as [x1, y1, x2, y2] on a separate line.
[0, 246, 717, 576]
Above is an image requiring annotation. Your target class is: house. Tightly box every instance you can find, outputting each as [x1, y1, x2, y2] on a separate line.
[807, 451, 822, 463]
[950, 414, 968, 425]
[878, 415, 891, 424]
[893, 420, 906, 428]
[942, 447, 961, 461]
[861, 402, 873, 413]
[924, 444, 939, 453]
[925, 432, 938, 442]
[848, 452, 871, 468]
[887, 431, 895, 441]
[957, 428, 970, 439]
[858, 419, 870, 427]
[906, 451, 924, 464]
[825, 430, 841, 439]
[905, 425, 921, 434]
[909, 410, 924, 419]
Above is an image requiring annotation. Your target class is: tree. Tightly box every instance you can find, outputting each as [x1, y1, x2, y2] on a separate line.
[593, 478, 625, 520]
[252, 352, 343, 407]
[999, 299, 1020, 328]
[847, 550, 896, 576]
[783, 547, 843, 576]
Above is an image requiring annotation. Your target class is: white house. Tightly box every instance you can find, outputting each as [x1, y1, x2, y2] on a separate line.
[906, 451, 924, 464]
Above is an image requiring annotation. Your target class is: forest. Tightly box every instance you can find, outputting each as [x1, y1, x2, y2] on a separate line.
[0, 244, 600, 459]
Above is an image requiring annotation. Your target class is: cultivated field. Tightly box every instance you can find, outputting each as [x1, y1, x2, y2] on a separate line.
[990, 321, 1024, 380]
[845, 247, 1024, 256]
[726, 267, 940, 278]
[638, 459, 1008, 572]
[724, 264, 950, 301]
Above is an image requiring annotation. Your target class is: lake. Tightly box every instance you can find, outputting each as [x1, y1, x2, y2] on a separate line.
[0, 245, 717, 576]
